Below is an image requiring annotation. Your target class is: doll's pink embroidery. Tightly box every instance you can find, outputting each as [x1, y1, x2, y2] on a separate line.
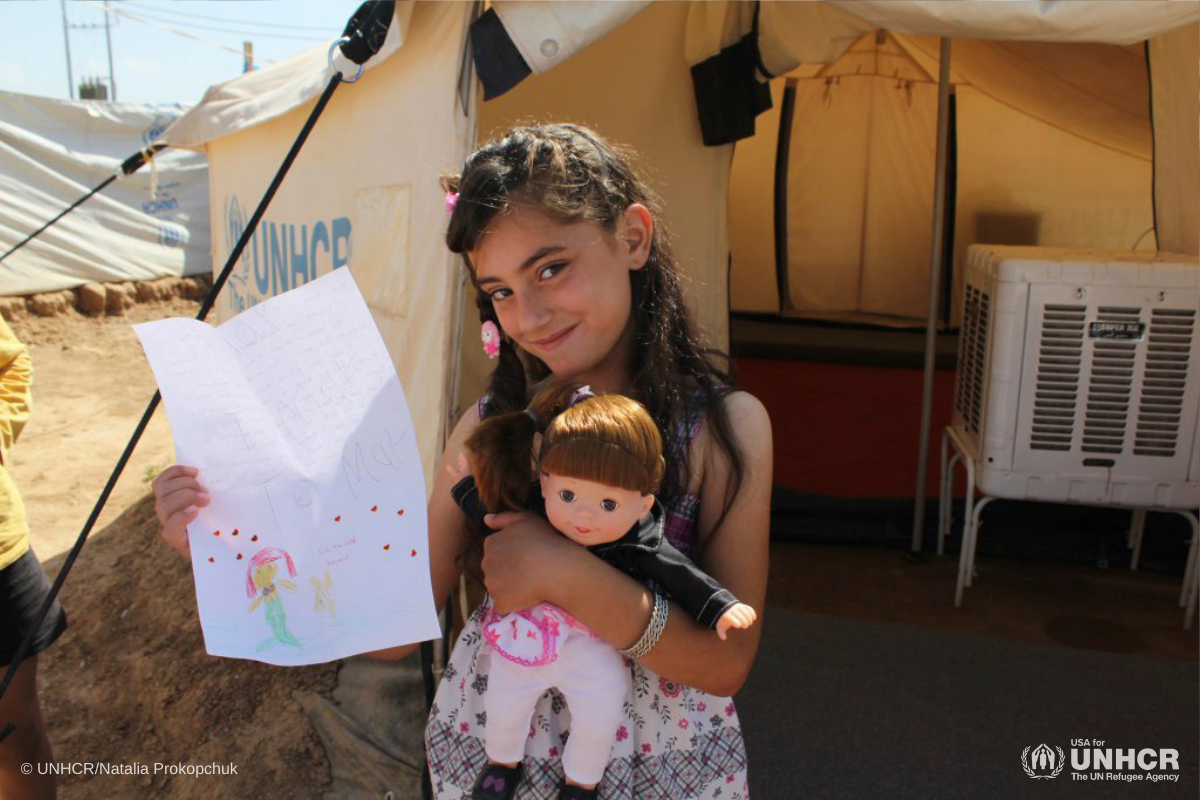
[482, 602, 597, 667]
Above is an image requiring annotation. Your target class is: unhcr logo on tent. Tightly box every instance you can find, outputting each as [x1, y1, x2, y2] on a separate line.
[142, 113, 175, 146]
[1021, 744, 1064, 779]
[222, 194, 352, 313]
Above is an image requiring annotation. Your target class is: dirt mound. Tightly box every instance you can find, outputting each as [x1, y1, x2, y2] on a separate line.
[39, 494, 338, 799]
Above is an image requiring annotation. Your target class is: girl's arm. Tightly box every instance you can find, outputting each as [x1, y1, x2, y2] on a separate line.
[484, 391, 772, 696]
[363, 402, 481, 660]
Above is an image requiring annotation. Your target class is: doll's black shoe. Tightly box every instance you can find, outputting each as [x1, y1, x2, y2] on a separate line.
[558, 782, 598, 800]
[470, 762, 522, 800]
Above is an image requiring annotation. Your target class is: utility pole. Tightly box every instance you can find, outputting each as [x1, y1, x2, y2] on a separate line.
[61, 0, 75, 100]
[64, 3, 117, 101]
[104, 2, 116, 101]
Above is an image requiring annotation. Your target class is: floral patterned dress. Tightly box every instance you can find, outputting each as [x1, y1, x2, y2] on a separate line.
[424, 399, 750, 799]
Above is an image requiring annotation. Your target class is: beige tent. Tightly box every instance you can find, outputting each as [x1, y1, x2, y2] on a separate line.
[159, 0, 1199, 491]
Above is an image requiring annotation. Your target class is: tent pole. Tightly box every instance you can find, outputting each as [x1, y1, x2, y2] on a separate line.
[910, 37, 952, 556]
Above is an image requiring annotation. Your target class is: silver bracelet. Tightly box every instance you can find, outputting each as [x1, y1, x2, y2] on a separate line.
[619, 591, 668, 660]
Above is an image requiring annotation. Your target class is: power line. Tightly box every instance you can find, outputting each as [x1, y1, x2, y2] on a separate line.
[114, 5, 328, 42]
[122, 1, 335, 33]
[83, 1, 274, 63]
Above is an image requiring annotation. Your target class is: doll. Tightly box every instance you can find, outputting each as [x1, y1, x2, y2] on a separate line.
[448, 383, 757, 800]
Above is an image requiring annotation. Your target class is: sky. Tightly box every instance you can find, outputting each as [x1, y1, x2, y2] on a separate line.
[1, 1, 364, 107]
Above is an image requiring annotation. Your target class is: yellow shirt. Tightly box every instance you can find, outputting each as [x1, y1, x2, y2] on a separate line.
[0, 315, 31, 570]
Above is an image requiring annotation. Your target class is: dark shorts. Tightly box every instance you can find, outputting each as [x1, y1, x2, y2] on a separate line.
[0, 547, 67, 666]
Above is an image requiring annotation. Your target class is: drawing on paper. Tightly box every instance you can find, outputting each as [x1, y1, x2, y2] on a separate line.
[246, 547, 303, 651]
[310, 569, 335, 617]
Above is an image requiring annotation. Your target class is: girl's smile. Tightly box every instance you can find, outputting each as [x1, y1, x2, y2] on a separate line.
[532, 323, 578, 350]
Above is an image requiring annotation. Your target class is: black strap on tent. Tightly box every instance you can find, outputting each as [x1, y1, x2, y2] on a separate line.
[0, 0, 399, 739]
[0, 144, 168, 267]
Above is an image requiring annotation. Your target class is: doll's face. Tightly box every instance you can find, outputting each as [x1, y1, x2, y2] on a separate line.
[540, 472, 654, 546]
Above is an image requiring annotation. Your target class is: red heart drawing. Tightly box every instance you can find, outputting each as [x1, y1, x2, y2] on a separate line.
[232, 528, 239, 536]
[213, 530, 220, 537]
[410, 549, 417, 557]
[236, 553, 243, 560]
[334, 515, 342, 522]
[251, 534, 258, 542]
[371, 505, 378, 512]
[383, 544, 390, 550]
[208, 557, 214, 563]
[397, 509, 405, 516]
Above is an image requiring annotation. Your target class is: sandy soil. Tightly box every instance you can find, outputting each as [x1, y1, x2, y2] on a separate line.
[8, 302, 188, 562]
[6, 302, 338, 798]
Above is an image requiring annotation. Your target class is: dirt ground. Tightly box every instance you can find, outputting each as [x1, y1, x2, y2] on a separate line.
[8, 300, 190, 562]
[7, 302, 338, 798]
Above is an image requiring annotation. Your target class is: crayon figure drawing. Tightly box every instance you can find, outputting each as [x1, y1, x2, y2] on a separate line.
[245, 547, 303, 652]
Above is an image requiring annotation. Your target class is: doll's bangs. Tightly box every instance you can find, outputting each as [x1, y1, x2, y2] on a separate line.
[538, 439, 657, 495]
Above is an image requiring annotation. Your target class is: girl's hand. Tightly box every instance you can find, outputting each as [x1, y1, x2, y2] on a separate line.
[151, 464, 210, 561]
[444, 453, 471, 483]
[715, 603, 758, 641]
[481, 510, 576, 614]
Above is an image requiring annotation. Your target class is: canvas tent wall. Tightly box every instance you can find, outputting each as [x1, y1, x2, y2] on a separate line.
[0, 90, 210, 296]
[159, 0, 1198, 502]
[729, 32, 1159, 326]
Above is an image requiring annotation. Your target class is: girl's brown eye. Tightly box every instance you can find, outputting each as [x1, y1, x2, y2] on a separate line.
[600, 499, 619, 512]
[538, 262, 567, 281]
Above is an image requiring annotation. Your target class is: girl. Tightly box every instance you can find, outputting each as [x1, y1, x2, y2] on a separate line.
[153, 124, 772, 799]
[448, 383, 757, 798]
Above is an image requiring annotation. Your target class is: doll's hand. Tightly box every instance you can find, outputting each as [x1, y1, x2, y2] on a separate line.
[481, 510, 576, 614]
[715, 603, 757, 641]
[444, 453, 471, 483]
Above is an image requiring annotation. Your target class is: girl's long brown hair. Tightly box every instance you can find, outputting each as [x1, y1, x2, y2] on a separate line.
[444, 124, 745, 553]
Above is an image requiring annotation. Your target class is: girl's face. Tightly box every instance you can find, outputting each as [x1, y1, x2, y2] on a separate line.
[470, 205, 650, 389]
[540, 472, 655, 546]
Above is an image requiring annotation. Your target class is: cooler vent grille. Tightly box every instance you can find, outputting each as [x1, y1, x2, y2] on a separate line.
[1030, 305, 1085, 452]
[1134, 308, 1194, 457]
[955, 286, 990, 434]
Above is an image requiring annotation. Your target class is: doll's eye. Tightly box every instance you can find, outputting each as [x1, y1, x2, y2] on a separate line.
[600, 499, 619, 512]
[558, 490, 575, 503]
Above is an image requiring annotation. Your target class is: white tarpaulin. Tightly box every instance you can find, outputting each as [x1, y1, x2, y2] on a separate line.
[0, 90, 210, 296]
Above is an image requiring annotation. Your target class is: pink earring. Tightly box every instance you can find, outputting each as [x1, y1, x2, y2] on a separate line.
[445, 191, 459, 215]
[481, 320, 501, 359]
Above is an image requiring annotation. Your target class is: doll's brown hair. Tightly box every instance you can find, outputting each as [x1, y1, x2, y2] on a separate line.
[465, 382, 665, 515]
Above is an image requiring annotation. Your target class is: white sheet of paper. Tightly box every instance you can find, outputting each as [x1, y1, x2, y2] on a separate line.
[135, 267, 440, 665]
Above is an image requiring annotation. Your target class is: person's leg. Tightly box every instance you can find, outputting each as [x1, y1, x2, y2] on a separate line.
[556, 638, 629, 790]
[0, 655, 57, 800]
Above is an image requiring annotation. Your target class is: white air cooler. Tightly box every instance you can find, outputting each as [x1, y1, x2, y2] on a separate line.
[953, 245, 1199, 509]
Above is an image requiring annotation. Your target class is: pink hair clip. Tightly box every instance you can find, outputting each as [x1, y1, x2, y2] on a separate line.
[481, 320, 501, 359]
[445, 191, 459, 215]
